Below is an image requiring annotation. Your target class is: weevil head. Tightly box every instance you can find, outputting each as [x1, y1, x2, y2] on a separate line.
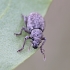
[32, 41, 38, 49]
[31, 38, 41, 49]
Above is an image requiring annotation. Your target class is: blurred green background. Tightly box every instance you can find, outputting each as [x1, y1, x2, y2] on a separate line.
[15, 0, 70, 70]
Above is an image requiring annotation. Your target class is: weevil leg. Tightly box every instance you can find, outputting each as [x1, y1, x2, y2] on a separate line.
[40, 37, 46, 60]
[21, 14, 28, 27]
[14, 26, 30, 36]
[14, 27, 23, 35]
[22, 26, 30, 33]
[17, 36, 31, 52]
[28, 43, 32, 51]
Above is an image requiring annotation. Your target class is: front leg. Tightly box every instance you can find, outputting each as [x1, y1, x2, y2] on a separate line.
[17, 36, 31, 52]
[14, 26, 30, 36]
[40, 37, 46, 60]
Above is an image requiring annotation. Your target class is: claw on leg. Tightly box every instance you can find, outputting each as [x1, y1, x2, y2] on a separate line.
[17, 47, 24, 52]
[14, 30, 22, 35]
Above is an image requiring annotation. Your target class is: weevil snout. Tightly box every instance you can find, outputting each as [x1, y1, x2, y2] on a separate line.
[33, 44, 38, 49]
[31, 40, 39, 49]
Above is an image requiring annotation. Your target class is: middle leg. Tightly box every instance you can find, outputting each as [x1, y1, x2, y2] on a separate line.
[14, 26, 30, 36]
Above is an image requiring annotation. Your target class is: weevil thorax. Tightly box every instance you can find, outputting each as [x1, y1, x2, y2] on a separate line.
[30, 29, 43, 49]
[27, 12, 45, 33]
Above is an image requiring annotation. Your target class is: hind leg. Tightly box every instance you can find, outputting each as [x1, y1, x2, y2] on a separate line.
[22, 14, 28, 27]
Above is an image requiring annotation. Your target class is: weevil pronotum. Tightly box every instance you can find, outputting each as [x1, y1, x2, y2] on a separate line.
[14, 12, 46, 60]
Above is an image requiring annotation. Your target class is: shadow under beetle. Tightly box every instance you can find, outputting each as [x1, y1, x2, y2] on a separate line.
[14, 12, 46, 60]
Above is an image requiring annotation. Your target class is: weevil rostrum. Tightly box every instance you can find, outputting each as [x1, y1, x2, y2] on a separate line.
[14, 12, 46, 59]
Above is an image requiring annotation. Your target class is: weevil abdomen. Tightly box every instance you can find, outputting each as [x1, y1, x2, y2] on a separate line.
[27, 12, 45, 33]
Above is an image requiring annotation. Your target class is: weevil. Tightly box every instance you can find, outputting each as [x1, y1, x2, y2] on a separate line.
[14, 12, 46, 59]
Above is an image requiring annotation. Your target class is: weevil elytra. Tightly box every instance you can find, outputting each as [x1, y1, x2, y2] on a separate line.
[14, 12, 46, 59]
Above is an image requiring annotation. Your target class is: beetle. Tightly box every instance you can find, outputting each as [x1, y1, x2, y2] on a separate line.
[14, 12, 46, 59]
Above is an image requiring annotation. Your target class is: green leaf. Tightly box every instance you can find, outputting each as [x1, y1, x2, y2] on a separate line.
[0, 0, 52, 70]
